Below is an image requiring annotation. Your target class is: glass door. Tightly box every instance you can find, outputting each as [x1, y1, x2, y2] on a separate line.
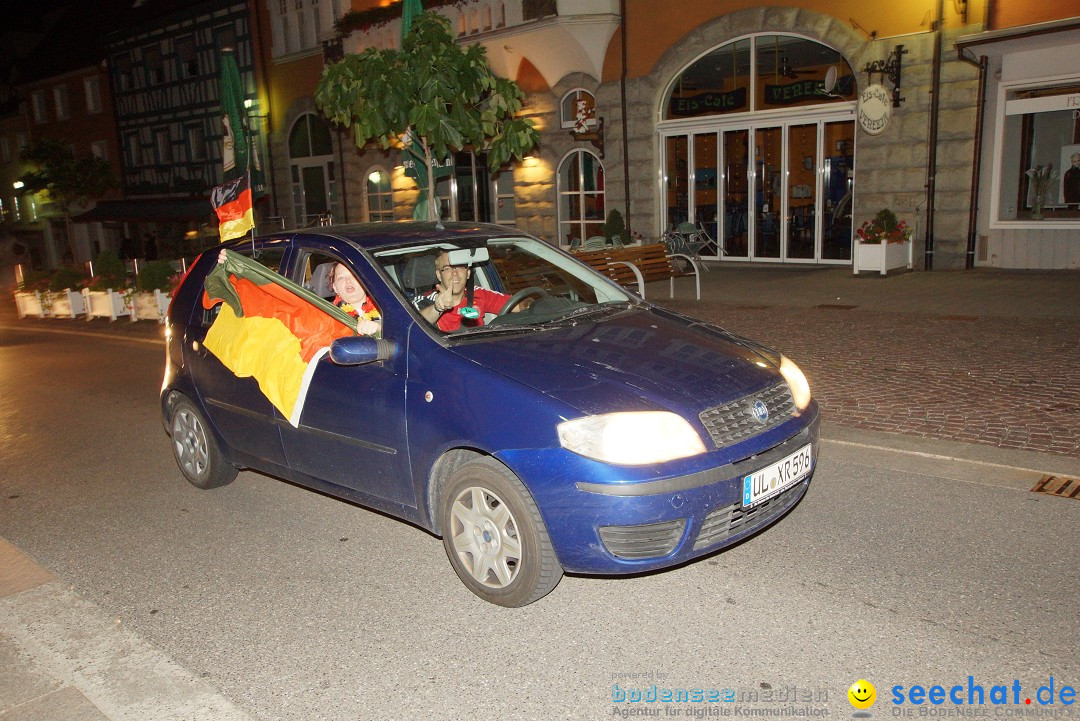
[721, 129, 749, 258]
[753, 126, 782, 259]
[693, 132, 719, 256]
[786, 124, 817, 259]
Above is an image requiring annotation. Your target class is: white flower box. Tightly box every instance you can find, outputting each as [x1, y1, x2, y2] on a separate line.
[132, 289, 169, 323]
[83, 289, 131, 321]
[854, 240, 912, 275]
[49, 289, 87, 318]
[14, 291, 46, 318]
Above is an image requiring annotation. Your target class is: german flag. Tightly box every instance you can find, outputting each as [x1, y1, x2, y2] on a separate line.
[202, 250, 357, 425]
[211, 174, 254, 242]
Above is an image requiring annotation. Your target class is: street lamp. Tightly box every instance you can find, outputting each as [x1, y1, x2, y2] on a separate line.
[13, 180, 24, 189]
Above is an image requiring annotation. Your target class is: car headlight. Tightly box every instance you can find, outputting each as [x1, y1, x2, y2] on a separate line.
[557, 411, 707, 465]
[779, 355, 811, 412]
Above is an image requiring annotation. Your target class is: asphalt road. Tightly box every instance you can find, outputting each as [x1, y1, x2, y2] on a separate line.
[1, 328, 1078, 721]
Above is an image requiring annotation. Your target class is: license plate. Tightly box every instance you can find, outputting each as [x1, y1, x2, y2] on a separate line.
[742, 443, 813, 507]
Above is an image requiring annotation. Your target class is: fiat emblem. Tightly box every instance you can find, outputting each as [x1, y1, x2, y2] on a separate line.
[751, 399, 769, 424]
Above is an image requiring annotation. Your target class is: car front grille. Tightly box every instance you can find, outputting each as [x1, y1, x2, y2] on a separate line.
[698, 382, 795, 447]
[599, 519, 687, 559]
[692, 480, 806, 551]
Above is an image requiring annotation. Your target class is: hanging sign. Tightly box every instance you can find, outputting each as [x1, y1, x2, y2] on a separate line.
[858, 83, 891, 136]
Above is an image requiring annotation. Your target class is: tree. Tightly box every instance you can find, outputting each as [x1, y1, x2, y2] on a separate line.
[18, 139, 116, 217]
[315, 11, 539, 221]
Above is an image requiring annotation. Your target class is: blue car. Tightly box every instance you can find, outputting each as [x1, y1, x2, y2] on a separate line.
[162, 222, 818, 606]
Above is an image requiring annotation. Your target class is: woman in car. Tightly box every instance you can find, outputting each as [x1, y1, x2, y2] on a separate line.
[330, 263, 381, 336]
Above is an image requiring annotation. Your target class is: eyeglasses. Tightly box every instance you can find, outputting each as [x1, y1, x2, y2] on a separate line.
[436, 264, 466, 273]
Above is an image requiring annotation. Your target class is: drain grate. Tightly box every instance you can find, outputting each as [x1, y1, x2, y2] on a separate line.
[815, 304, 857, 310]
[1030, 475, 1080, 500]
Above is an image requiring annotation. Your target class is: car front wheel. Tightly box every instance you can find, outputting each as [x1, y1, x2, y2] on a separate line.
[169, 396, 237, 490]
[440, 458, 562, 607]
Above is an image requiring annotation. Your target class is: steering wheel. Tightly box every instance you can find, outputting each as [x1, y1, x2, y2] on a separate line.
[498, 286, 550, 316]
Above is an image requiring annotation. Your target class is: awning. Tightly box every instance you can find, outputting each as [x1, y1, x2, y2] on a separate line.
[73, 197, 214, 224]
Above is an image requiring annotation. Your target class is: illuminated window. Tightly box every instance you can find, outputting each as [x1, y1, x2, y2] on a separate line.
[91, 140, 108, 160]
[365, 166, 394, 222]
[994, 82, 1080, 223]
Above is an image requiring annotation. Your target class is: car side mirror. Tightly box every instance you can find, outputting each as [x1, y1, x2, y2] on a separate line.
[329, 336, 396, 365]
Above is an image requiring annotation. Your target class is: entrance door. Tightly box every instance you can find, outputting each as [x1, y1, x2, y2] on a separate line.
[753, 126, 782, 259]
[721, 129, 749, 258]
[786, 124, 818, 259]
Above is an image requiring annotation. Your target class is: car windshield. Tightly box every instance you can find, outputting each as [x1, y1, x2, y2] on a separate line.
[374, 236, 638, 334]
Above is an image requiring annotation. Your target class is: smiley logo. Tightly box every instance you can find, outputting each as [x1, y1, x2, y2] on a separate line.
[848, 679, 876, 710]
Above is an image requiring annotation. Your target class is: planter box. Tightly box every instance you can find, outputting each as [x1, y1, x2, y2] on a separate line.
[132, 289, 169, 323]
[49, 289, 87, 318]
[14, 291, 46, 318]
[854, 240, 912, 275]
[83, 289, 131, 321]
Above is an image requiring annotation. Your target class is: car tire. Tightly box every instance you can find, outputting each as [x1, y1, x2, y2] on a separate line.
[440, 457, 563, 607]
[169, 396, 237, 490]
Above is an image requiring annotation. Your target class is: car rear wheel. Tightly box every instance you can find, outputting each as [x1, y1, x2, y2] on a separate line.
[169, 396, 237, 490]
[440, 458, 562, 607]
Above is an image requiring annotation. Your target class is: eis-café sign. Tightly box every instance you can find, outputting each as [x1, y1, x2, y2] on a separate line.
[858, 83, 891, 135]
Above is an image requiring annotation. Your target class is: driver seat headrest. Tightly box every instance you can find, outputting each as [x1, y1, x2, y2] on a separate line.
[402, 254, 437, 291]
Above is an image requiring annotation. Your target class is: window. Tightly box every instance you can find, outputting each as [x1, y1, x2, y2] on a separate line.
[31, 91, 48, 123]
[995, 82, 1080, 223]
[289, 113, 339, 226]
[84, 77, 102, 113]
[114, 53, 133, 91]
[366, 167, 394, 222]
[125, 132, 142, 167]
[492, 169, 516, 225]
[155, 129, 171, 163]
[177, 36, 199, 78]
[0, 137, 10, 163]
[560, 89, 597, 130]
[144, 44, 164, 85]
[557, 149, 605, 247]
[15, 132, 26, 153]
[664, 36, 855, 120]
[90, 140, 108, 160]
[188, 124, 207, 161]
[53, 85, 70, 120]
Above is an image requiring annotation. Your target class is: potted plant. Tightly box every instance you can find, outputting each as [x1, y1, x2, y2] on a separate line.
[854, 208, 914, 275]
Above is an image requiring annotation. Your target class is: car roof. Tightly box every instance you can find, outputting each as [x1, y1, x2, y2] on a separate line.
[281, 221, 526, 251]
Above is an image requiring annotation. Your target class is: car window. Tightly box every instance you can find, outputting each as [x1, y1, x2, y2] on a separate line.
[293, 249, 382, 325]
[229, 245, 286, 273]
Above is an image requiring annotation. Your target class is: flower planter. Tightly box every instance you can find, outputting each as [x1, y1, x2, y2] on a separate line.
[83, 289, 131, 321]
[132, 289, 169, 323]
[854, 240, 912, 276]
[14, 291, 46, 318]
[49, 289, 87, 318]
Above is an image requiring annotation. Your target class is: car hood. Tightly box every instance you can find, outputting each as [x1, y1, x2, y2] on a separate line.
[447, 307, 784, 417]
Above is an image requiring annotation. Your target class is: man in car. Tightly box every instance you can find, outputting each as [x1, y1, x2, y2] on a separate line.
[415, 250, 512, 332]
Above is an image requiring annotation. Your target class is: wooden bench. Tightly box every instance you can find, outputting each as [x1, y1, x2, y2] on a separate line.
[572, 242, 702, 300]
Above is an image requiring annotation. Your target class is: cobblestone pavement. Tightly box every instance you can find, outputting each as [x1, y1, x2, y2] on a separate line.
[656, 267, 1080, 459]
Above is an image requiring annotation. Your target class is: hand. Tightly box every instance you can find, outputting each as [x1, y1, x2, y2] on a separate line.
[356, 318, 381, 335]
[433, 285, 456, 313]
[217, 249, 227, 264]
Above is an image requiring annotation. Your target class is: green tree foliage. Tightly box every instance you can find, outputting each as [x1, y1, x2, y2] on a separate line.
[18, 139, 116, 215]
[315, 11, 538, 220]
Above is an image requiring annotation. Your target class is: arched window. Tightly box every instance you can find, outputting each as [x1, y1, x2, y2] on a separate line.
[365, 166, 394, 222]
[288, 112, 339, 226]
[557, 150, 605, 247]
[664, 35, 855, 120]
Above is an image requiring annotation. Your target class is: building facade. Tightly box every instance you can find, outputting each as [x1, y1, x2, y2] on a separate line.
[261, 0, 1080, 271]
